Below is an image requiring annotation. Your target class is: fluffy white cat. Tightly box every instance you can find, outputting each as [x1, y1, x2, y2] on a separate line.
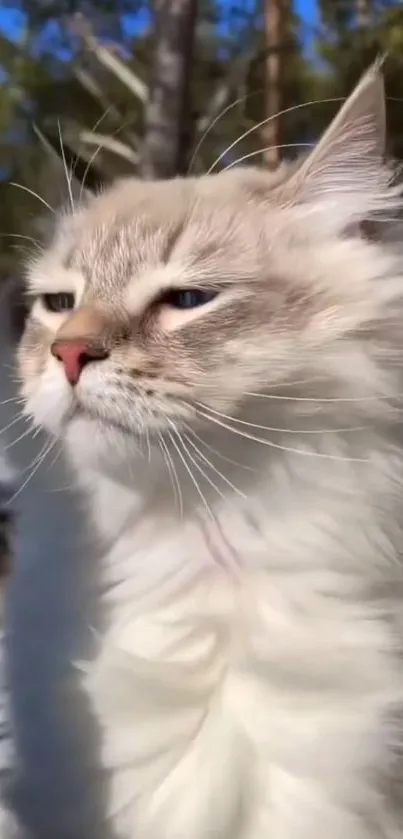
[1, 63, 403, 839]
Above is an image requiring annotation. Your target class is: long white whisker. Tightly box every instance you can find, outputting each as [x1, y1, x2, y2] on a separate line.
[144, 423, 151, 464]
[0, 233, 42, 251]
[188, 87, 265, 174]
[5, 436, 57, 507]
[208, 96, 343, 174]
[158, 432, 183, 516]
[0, 395, 25, 408]
[179, 433, 226, 501]
[9, 183, 55, 215]
[72, 104, 113, 179]
[194, 402, 367, 434]
[244, 391, 398, 405]
[79, 146, 101, 202]
[3, 421, 39, 453]
[181, 421, 253, 471]
[0, 413, 27, 438]
[166, 424, 215, 520]
[24, 436, 53, 470]
[193, 406, 368, 463]
[183, 433, 246, 499]
[222, 142, 313, 172]
[57, 120, 74, 213]
[44, 439, 63, 473]
[8, 439, 49, 485]
[78, 114, 136, 201]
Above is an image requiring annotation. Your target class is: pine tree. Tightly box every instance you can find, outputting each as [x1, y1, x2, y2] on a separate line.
[140, 0, 199, 178]
[260, 0, 287, 169]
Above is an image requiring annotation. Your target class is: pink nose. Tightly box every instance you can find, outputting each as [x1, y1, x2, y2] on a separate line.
[50, 339, 109, 385]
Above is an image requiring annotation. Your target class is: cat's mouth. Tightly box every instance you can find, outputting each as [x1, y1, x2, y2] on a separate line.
[63, 385, 187, 441]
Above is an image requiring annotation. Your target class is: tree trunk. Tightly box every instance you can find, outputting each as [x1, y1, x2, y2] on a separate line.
[261, 0, 290, 170]
[140, 0, 198, 179]
[356, 0, 370, 27]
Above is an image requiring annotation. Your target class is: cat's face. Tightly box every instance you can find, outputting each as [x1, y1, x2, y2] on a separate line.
[19, 175, 301, 463]
[17, 65, 398, 477]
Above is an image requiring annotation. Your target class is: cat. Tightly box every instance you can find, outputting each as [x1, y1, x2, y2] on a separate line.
[1, 61, 403, 839]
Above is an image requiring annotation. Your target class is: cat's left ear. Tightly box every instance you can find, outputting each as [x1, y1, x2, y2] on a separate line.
[277, 60, 397, 233]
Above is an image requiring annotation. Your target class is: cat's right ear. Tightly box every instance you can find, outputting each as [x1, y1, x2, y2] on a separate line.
[274, 60, 399, 236]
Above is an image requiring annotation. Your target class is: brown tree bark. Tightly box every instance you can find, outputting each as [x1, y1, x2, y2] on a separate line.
[261, 0, 290, 170]
[140, 0, 199, 179]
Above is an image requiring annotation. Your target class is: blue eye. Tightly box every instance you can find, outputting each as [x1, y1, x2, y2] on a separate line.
[162, 289, 218, 309]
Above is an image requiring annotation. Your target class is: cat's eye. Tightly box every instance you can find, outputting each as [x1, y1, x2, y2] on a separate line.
[160, 289, 218, 309]
[41, 292, 75, 313]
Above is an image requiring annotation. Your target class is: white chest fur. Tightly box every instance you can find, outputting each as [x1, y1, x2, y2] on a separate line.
[4, 424, 403, 839]
[81, 469, 403, 839]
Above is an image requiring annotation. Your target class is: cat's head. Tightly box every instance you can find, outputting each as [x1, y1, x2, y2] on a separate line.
[16, 63, 403, 479]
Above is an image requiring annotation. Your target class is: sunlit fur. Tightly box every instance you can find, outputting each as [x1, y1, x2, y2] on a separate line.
[2, 64, 403, 839]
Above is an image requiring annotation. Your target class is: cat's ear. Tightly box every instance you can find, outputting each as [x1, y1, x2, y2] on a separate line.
[277, 60, 398, 233]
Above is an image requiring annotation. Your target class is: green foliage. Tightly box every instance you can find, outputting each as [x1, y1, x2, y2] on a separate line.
[0, 0, 402, 278]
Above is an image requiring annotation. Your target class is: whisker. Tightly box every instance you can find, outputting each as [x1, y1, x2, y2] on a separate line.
[193, 406, 369, 463]
[79, 146, 102, 202]
[166, 423, 215, 520]
[6, 435, 49, 481]
[181, 421, 253, 471]
[3, 421, 39, 453]
[0, 233, 42, 251]
[5, 436, 57, 507]
[57, 120, 75, 213]
[256, 375, 325, 389]
[157, 431, 183, 516]
[222, 142, 313, 172]
[143, 418, 151, 464]
[194, 401, 368, 434]
[183, 433, 246, 499]
[0, 395, 25, 408]
[208, 96, 343, 174]
[44, 440, 63, 473]
[0, 413, 27, 438]
[0, 362, 18, 372]
[72, 104, 114, 180]
[244, 391, 399, 405]
[24, 435, 53, 469]
[179, 433, 226, 501]
[188, 87, 265, 174]
[78, 114, 136, 201]
[9, 182, 55, 215]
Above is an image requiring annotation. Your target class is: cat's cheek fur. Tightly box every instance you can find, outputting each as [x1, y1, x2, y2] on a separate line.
[23, 366, 72, 436]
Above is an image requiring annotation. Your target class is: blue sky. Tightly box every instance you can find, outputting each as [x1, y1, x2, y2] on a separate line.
[0, 1, 319, 46]
[295, 0, 318, 27]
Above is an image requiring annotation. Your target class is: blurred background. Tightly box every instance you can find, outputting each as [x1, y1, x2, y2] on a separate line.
[0, 0, 402, 280]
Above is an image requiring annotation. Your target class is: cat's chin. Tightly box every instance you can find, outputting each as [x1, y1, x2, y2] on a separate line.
[63, 411, 149, 484]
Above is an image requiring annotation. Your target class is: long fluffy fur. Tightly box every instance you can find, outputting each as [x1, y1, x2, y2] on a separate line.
[2, 64, 403, 839]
